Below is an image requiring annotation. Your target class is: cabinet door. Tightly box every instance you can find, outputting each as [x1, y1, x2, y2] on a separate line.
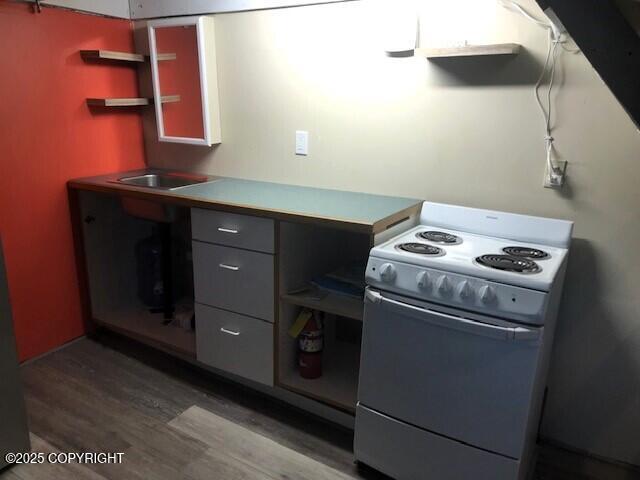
[148, 16, 221, 146]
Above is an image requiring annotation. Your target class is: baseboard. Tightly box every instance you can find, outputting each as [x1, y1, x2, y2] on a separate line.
[537, 441, 640, 480]
[19, 335, 86, 366]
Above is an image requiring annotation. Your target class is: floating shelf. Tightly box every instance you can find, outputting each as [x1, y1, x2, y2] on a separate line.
[281, 290, 363, 321]
[416, 43, 521, 59]
[86, 95, 181, 107]
[157, 53, 177, 61]
[87, 97, 150, 107]
[159, 94, 181, 104]
[80, 49, 145, 63]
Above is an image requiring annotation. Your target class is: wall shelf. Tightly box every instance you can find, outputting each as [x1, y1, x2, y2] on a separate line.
[87, 97, 150, 107]
[416, 43, 521, 59]
[81, 50, 177, 63]
[157, 53, 177, 61]
[80, 49, 145, 63]
[281, 290, 363, 322]
[159, 94, 181, 104]
[86, 95, 181, 107]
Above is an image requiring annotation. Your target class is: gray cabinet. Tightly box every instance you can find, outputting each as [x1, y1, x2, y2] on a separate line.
[195, 304, 273, 386]
[192, 208, 276, 385]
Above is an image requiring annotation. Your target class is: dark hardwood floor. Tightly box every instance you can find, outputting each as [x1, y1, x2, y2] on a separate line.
[1, 331, 636, 479]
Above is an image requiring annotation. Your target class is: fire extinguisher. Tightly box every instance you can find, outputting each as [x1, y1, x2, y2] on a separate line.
[298, 310, 324, 379]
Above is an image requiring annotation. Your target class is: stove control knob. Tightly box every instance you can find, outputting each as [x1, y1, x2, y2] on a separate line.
[379, 263, 397, 283]
[416, 271, 431, 289]
[436, 275, 451, 295]
[479, 285, 496, 304]
[458, 280, 474, 301]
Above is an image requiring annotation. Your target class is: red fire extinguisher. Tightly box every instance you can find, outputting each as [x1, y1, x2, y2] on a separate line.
[298, 311, 324, 379]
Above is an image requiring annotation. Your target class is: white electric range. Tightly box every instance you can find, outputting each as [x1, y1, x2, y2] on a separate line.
[354, 202, 573, 480]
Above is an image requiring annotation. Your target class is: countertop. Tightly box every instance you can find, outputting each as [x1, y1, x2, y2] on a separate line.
[68, 169, 422, 235]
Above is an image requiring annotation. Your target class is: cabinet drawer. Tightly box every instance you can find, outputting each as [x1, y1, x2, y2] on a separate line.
[191, 208, 275, 253]
[354, 405, 518, 480]
[195, 303, 273, 386]
[193, 241, 274, 322]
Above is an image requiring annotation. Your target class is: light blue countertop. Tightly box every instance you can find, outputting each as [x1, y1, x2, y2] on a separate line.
[180, 178, 419, 226]
[69, 170, 422, 234]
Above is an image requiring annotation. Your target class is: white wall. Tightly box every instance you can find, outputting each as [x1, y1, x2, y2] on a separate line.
[139, 0, 640, 466]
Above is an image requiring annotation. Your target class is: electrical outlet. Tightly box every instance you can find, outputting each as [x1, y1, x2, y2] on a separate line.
[295, 130, 309, 156]
[544, 161, 568, 189]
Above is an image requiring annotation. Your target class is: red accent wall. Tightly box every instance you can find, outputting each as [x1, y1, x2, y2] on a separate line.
[0, 3, 146, 361]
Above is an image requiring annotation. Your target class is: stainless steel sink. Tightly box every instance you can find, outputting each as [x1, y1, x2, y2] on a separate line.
[117, 173, 210, 190]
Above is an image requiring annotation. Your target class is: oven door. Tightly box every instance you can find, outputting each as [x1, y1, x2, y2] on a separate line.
[358, 288, 544, 459]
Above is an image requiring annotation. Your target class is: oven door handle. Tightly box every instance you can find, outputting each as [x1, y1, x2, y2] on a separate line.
[365, 290, 540, 341]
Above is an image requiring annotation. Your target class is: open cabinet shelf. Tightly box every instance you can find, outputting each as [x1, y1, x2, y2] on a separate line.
[78, 192, 195, 360]
[277, 222, 370, 415]
[281, 290, 363, 322]
[94, 306, 196, 358]
[416, 43, 521, 58]
[279, 340, 360, 413]
[80, 49, 145, 63]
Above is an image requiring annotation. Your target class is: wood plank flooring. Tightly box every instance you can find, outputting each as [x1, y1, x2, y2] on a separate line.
[1, 330, 637, 480]
[170, 406, 354, 480]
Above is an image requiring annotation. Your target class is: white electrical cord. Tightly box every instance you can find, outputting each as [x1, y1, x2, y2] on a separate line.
[535, 28, 560, 177]
[498, 0, 580, 183]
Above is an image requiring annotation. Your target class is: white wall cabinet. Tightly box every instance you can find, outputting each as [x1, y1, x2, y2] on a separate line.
[148, 16, 221, 146]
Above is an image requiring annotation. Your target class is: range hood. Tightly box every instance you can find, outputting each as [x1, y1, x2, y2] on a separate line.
[535, 0, 640, 129]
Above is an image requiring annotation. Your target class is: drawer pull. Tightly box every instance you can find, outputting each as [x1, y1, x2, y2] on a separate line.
[220, 327, 241, 336]
[217, 227, 239, 234]
[219, 263, 240, 271]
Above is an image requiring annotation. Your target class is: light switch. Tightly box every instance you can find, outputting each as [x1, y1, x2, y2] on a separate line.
[295, 130, 309, 156]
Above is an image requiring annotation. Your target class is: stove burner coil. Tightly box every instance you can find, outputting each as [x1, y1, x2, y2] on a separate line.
[502, 246, 550, 260]
[397, 243, 445, 256]
[417, 231, 462, 245]
[476, 254, 541, 274]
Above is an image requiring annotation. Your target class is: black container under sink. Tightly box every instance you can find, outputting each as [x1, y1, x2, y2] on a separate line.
[135, 224, 188, 318]
[135, 228, 166, 310]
